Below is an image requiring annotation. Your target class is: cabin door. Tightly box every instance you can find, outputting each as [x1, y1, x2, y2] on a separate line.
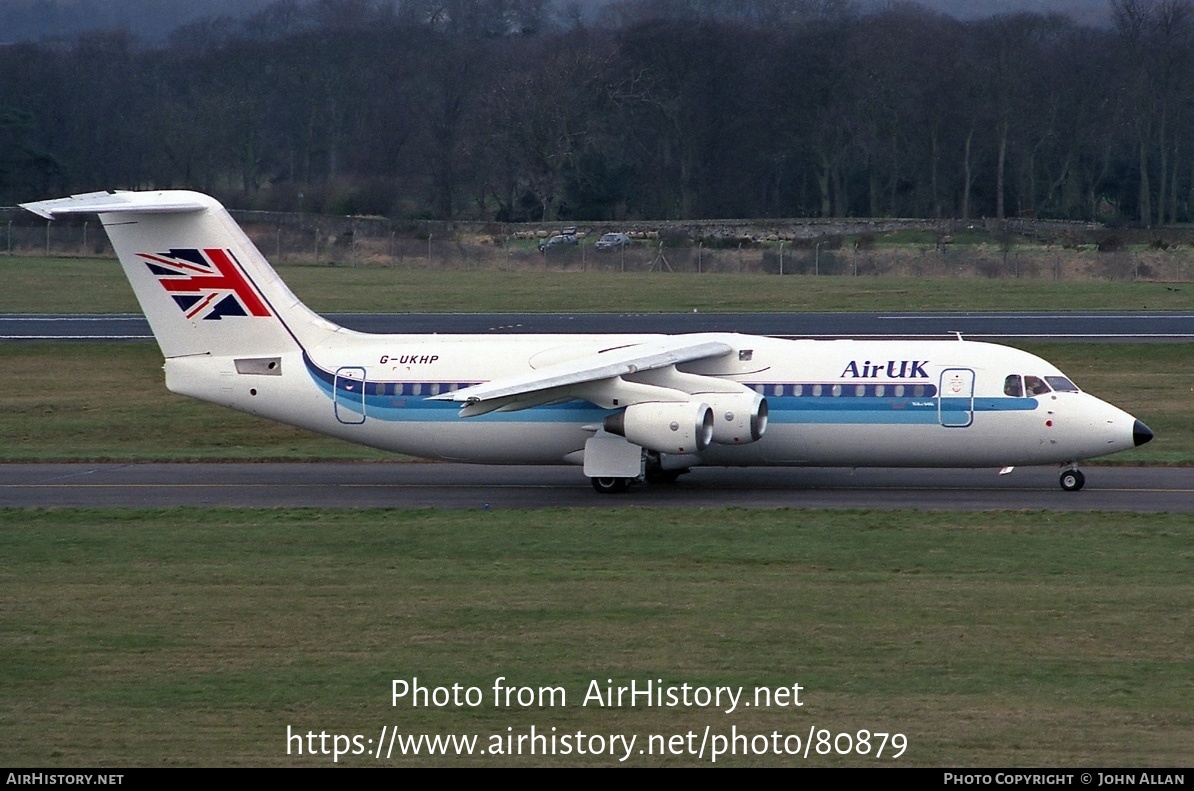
[334, 366, 367, 424]
[938, 368, 975, 428]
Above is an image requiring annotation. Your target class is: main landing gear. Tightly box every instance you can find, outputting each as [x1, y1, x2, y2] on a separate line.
[591, 460, 691, 494]
[590, 477, 631, 494]
[1059, 467, 1086, 492]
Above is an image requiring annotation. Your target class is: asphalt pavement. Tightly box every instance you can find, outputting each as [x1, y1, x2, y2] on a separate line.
[3, 311, 1193, 341]
[1, 463, 1188, 511]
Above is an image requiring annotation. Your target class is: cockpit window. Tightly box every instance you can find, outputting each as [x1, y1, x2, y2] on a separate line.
[1024, 375, 1051, 396]
[1045, 376, 1079, 392]
[1003, 375, 1023, 397]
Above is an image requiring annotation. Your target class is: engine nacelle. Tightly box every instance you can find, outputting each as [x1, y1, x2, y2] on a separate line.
[603, 401, 713, 454]
[700, 391, 768, 444]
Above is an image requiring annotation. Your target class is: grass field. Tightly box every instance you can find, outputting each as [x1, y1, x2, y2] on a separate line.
[3, 256, 1194, 314]
[1, 508, 1190, 767]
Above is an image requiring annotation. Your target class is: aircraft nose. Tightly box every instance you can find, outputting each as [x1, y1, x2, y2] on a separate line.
[1134, 420, 1154, 447]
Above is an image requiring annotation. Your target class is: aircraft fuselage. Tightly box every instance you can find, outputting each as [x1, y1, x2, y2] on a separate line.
[164, 332, 1142, 469]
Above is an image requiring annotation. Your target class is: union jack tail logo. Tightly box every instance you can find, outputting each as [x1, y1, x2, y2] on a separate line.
[137, 248, 272, 320]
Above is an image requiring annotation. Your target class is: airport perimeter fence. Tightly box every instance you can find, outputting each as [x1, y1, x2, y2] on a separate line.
[2, 207, 1192, 282]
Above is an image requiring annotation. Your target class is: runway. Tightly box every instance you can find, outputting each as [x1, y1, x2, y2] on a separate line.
[3, 310, 1193, 341]
[1, 463, 1188, 511]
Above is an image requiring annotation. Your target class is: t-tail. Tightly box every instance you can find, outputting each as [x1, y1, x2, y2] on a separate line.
[21, 190, 342, 359]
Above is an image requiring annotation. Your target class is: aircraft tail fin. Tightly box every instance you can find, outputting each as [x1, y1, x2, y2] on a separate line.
[21, 190, 341, 358]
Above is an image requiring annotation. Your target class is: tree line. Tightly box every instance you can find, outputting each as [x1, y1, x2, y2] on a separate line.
[2, 0, 1192, 225]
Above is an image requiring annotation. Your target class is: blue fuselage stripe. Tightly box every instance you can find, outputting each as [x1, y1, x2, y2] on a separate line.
[305, 358, 1040, 426]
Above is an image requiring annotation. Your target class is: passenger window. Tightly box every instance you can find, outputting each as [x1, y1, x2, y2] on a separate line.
[1024, 376, 1051, 396]
[1004, 375, 1024, 397]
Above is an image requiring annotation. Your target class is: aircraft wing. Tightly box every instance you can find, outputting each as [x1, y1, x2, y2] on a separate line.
[429, 338, 735, 416]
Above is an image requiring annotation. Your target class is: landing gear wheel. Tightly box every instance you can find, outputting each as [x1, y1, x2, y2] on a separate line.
[1059, 469, 1085, 492]
[591, 477, 631, 494]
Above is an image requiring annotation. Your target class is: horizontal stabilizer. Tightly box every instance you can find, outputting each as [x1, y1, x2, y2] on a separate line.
[20, 190, 213, 219]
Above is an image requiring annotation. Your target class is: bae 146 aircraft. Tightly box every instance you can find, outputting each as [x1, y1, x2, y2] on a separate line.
[22, 190, 1153, 493]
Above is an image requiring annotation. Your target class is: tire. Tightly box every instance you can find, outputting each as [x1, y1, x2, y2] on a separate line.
[1059, 469, 1085, 492]
[591, 477, 630, 494]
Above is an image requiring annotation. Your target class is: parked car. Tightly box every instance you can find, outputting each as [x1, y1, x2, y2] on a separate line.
[538, 233, 579, 252]
[594, 232, 631, 251]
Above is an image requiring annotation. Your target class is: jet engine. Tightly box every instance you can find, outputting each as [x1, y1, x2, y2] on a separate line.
[699, 391, 768, 444]
[603, 401, 714, 454]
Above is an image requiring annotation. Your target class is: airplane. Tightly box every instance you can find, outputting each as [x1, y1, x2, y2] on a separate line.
[22, 190, 1153, 493]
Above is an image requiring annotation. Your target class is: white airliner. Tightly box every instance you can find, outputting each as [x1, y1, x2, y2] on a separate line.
[23, 190, 1153, 493]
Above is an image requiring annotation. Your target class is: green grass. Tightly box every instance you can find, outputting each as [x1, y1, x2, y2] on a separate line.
[1, 508, 1189, 766]
[0, 342, 1188, 462]
[3, 256, 1193, 313]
